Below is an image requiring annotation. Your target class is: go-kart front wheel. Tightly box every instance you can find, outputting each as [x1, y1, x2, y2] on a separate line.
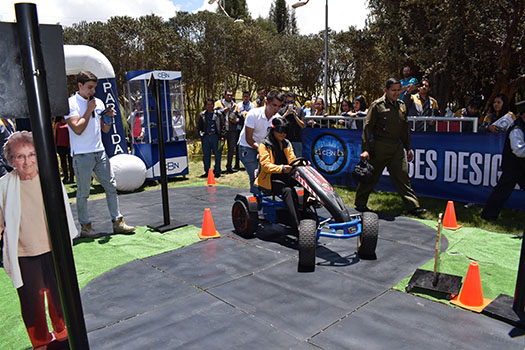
[232, 200, 258, 238]
[357, 211, 379, 259]
[298, 219, 317, 271]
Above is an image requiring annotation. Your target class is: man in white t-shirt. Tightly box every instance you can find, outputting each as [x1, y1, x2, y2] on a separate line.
[238, 90, 283, 193]
[65, 71, 134, 238]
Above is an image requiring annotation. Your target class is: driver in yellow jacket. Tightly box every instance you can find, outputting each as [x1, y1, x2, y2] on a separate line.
[255, 117, 299, 227]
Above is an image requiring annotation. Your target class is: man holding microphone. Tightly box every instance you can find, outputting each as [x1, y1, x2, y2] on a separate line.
[66, 71, 135, 238]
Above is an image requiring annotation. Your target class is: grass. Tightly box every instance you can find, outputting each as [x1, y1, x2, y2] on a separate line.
[65, 155, 523, 235]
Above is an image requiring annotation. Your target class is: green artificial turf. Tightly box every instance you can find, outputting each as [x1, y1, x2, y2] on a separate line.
[394, 219, 521, 305]
[0, 225, 201, 350]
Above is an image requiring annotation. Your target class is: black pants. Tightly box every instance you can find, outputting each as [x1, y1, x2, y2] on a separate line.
[57, 146, 73, 182]
[482, 167, 525, 220]
[272, 179, 300, 228]
[17, 252, 66, 347]
[226, 130, 240, 170]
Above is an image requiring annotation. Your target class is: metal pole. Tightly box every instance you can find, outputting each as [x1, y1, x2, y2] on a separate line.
[324, 0, 328, 109]
[223, 0, 227, 90]
[15, 3, 89, 348]
[149, 76, 170, 226]
[513, 227, 525, 317]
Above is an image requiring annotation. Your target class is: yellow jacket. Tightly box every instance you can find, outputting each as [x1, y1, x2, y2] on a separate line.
[255, 140, 296, 191]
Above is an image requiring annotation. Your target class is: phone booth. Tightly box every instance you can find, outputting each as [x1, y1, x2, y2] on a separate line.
[126, 70, 188, 180]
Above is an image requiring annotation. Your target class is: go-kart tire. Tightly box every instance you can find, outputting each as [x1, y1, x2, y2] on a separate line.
[358, 211, 378, 259]
[298, 219, 317, 270]
[232, 200, 258, 238]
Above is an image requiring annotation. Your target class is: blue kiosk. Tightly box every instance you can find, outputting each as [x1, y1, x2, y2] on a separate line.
[126, 70, 188, 180]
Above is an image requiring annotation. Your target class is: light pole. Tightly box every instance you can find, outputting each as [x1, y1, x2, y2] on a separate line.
[293, 0, 328, 108]
[208, 0, 244, 89]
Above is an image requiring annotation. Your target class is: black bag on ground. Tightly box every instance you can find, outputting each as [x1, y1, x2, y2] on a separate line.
[352, 160, 375, 184]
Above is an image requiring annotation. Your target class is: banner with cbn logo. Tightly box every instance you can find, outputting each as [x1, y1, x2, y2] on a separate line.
[302, 128, 524, 210]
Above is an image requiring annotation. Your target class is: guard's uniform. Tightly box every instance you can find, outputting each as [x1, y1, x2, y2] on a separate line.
[355, 94, 420, 210]
[481, 116, 525, 220]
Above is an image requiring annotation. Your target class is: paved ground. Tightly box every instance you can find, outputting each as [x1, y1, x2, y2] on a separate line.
[75, 186, 525, 349]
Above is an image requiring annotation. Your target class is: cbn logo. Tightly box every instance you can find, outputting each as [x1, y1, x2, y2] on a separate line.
[156, 71, 169, 79]
[311, 133, 347, 175]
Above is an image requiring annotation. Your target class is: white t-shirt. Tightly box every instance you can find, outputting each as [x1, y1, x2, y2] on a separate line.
[238, 106, 279, 148]
[65, 93, 106, 155]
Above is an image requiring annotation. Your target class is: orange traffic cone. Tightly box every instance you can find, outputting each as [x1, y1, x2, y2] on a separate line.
[450, 262, 492, 312]
[443, 201, 462, 230]
[207, 168, 216, 186]
[198, 208, 221, 239]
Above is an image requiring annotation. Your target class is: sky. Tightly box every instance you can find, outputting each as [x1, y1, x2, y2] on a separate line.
[0, 0, 369, 35]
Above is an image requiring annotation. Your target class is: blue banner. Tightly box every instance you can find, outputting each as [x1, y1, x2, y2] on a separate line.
[95, 78, 128, 157]
[302, 128, 524, 210]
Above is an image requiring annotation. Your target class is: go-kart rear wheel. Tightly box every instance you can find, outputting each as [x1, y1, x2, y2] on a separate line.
[298, 219, 317, 271]
[232, 200, 258, 238]
[358, 211, 379, 259]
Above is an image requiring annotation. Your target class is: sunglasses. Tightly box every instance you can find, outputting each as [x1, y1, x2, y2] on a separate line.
[285, 100, 295, 104]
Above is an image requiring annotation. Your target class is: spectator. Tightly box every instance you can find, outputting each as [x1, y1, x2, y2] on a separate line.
[302, 99, 312, 116]
[233, 91, 253, 171]
[479, 93, 516, 134]
[238, 90, 283, 194]
[215, 89, 237, 173]
[254, 117, 299, 228]
[0, 131, 77, 349]
[197, 98, 226, 178]
[307, 97, 332, 128]
[454, 97, 482, 133]
[481, 100, 525, 220]
[338, 98, 353, 129]
[279, 91, 305, 157]
[254, 87, 266, 107]
[355, 78, 426, 216]
[399, 65, 418, 100]
[403, 78, 440, 132]
[54, 117, 74, 184]
[345, 96, 368, 130]
[65, 71, 135, 238]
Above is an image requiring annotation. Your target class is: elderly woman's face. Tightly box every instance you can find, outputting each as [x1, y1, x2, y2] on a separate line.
[13, 144, 38, 180]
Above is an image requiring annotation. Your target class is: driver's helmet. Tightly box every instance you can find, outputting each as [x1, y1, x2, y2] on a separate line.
[270, 116, 289, 134]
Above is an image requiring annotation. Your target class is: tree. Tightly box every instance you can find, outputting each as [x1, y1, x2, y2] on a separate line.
[367, 0, 525, 111]
[269, 0, 297, 35]
[224, 0, 249, 20]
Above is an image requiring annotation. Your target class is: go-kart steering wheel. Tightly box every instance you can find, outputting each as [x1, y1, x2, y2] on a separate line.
[289, 157, 309, 167]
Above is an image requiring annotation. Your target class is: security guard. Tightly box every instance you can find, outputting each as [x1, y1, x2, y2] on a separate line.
[355, 78, 426, 215]
[481, 100, 525, 221]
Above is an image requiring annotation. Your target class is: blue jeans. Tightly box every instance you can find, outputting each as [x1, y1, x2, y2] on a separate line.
[73, 151, 121, 225]
[292, 141, 303, 158]
[239, 145, 259, 194]
[202, 134, 221, 175]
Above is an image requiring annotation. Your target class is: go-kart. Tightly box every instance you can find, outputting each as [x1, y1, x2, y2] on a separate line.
[231, 157, 379, 271]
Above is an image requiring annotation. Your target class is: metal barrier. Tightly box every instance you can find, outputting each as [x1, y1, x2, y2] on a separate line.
[304, 116, 479, 133]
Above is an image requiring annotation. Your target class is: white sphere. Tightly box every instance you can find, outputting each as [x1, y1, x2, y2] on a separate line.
[109, 154, 146, 192]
